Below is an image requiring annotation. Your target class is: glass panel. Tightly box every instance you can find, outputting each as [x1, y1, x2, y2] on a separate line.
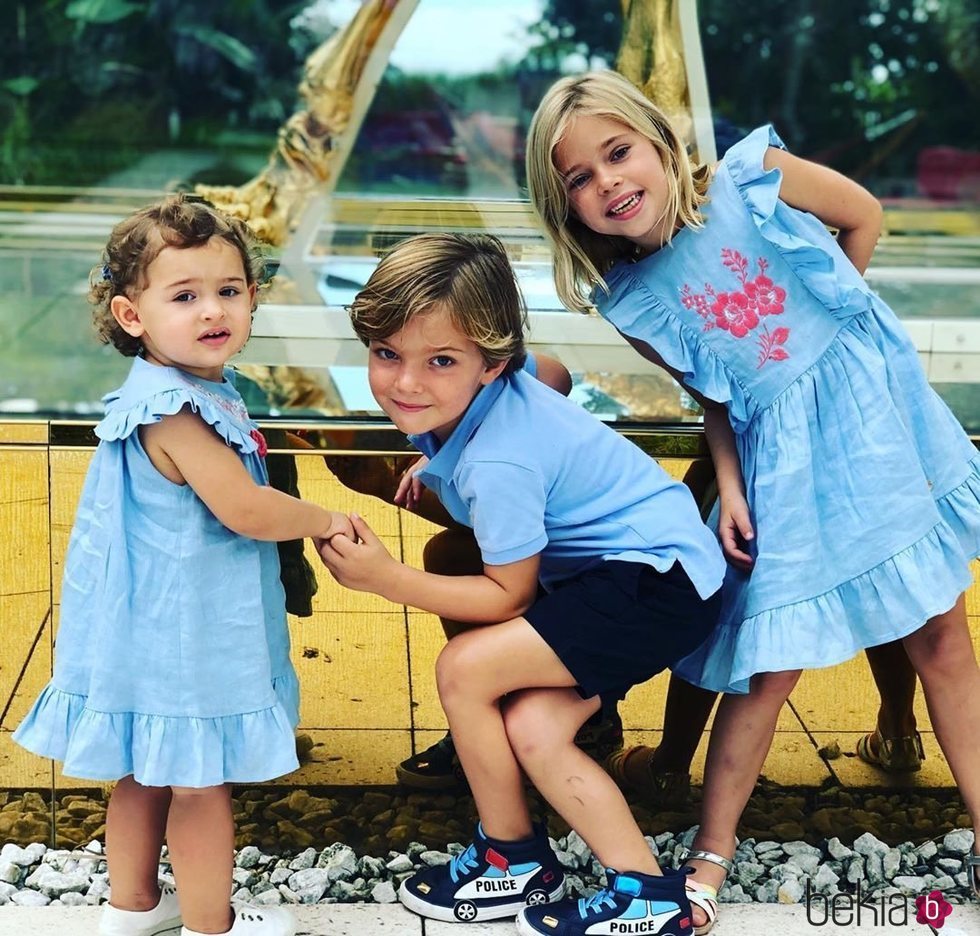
[0, 1, 975, 429]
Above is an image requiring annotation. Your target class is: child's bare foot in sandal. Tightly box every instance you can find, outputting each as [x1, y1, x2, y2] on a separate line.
[683, 843, 734, 934]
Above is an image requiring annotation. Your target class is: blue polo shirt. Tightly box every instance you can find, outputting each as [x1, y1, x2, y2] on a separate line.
[410, 369, 726, 598]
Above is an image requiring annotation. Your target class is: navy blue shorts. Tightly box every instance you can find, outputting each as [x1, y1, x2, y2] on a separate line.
[524, 560, 721, 710]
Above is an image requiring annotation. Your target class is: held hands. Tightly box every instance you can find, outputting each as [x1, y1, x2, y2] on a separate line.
[321, 510, 356, 542]
[718, 492, 754, 572]
[393, 455, 428, 511]
[311, 511, 356, 567]
[317, 513, 396, 594]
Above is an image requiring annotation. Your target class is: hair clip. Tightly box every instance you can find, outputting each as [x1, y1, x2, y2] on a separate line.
[101, 263, 113, 282]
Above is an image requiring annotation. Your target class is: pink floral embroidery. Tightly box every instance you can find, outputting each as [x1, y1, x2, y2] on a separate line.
[745, 273, 786, 316]
[250, 429, 268, 458]
[710, 291, 758, 338]
[756, 325, 790, 367]
[680, 250, 791, 368]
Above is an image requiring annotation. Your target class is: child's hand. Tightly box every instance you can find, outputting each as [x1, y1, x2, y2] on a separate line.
[394, 456, 428, 511]
[718, 493, 754, 572]
[322, 510, 356, 542]
[317, 513, 396, 593]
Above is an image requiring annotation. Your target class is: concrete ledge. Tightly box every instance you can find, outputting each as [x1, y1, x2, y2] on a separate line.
[1, 902, 978, 935]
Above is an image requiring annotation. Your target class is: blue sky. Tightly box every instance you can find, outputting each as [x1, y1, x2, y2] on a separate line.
[320, 0, 544, 75]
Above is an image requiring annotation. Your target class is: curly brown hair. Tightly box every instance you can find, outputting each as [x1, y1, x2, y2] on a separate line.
[90, 194, 266, 356]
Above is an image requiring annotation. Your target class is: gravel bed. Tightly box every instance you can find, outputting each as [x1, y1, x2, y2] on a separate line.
[0, 826, 974, 909]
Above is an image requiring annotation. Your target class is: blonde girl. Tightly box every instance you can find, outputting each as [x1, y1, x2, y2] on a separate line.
[526, 70, 980, 931]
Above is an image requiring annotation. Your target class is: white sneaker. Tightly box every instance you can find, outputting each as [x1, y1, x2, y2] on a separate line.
[181, 906, 296, 936]
[99, 884, 181, 935]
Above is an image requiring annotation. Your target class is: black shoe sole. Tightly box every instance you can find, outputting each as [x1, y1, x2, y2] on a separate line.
[395, 763, 468, 790]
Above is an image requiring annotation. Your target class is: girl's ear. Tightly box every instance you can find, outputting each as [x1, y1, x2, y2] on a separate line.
[480, 359, 509, 386]
[110, 295, 145, 338]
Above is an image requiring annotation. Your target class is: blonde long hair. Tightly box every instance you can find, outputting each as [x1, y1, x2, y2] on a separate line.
[526, 70, 711, 314]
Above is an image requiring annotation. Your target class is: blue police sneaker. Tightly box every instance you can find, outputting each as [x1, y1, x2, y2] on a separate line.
[398, 822, 565, 923]
[516, 867, 693, 936]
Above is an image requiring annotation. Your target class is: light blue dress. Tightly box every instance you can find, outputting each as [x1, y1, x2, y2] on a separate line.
[14, 357, 300, 786]
[596, 125, 980, 694]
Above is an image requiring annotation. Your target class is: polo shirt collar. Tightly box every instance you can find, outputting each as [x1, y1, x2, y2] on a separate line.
[409, 375, 508, 483]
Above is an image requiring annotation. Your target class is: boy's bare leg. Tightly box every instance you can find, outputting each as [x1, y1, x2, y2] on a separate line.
[435, 617, 593, 841]
[167, 785, 235, 934]
[504, 687, 661, 874]
[105, 777, 172, 910]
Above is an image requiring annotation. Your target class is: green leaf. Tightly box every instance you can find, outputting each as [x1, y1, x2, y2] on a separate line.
[174, 25, 258, 72]
[2, 77, 39, 97]
[65, 0, 144, 24]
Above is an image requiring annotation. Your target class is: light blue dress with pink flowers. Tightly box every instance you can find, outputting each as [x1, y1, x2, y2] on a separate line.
[13, 357, 300, 786]
[596, 125, 980, 694]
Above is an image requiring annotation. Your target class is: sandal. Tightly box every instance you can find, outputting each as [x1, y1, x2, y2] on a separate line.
[604, 745, 691, 808]
[855, 728, 925, 773]
[682, 848, 733, 936]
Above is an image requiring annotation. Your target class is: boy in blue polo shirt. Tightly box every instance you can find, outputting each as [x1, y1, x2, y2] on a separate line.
[318, 233, 725, 936]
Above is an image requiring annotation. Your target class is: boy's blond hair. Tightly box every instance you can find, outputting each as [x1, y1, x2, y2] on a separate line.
[526, 70, 711, 314]
[90, 194, 265, 356]
[349, 233, 528, 373]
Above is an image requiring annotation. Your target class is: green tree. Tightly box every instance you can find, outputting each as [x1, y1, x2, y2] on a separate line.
[0, 0, 309, 185]
[516, 0, 978, 188]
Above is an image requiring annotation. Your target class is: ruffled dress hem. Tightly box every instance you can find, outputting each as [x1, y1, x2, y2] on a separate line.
[936, 453, 980, 559]
[13, 672, 300, 788]
[676, 515, 974, 694]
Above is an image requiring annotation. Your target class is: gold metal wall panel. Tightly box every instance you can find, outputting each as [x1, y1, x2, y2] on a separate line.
[292, 611, 411, 731]
[0, 448, 52, 794]
[277, 729, 413, 787]
[2, 423, 975, 801]
[0, 733, 51, 792]
[406, 611, 450, 732]
[0, 423, 47, 445]
[0, 604, 51, 733]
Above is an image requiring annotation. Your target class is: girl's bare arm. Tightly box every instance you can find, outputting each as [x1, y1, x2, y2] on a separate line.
[765, 147, 883, 275]
[141, 408, 353, 541]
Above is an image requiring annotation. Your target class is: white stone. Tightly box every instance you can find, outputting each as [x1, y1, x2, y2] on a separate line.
[385, 855, 414, 874]
[777, 879, 805, 904]
[371, 881, 397, 904]
[10, 890, 51, 907]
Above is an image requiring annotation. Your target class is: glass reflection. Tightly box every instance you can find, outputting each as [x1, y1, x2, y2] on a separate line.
[0, 0, 975, 430]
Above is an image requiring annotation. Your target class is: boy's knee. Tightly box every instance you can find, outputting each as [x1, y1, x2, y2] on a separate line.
[435, 636, 483, 701]
[502, 693, 563, 761]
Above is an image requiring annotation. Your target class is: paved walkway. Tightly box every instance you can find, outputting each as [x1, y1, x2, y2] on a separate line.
[0, 903, 978, 935]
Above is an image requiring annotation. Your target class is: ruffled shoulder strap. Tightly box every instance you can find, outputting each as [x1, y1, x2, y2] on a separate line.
[722, 124, 786, 189]
[96, 359, 260, 454]
[721, 124, 873, 323]
[597, 263, 753, 431]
